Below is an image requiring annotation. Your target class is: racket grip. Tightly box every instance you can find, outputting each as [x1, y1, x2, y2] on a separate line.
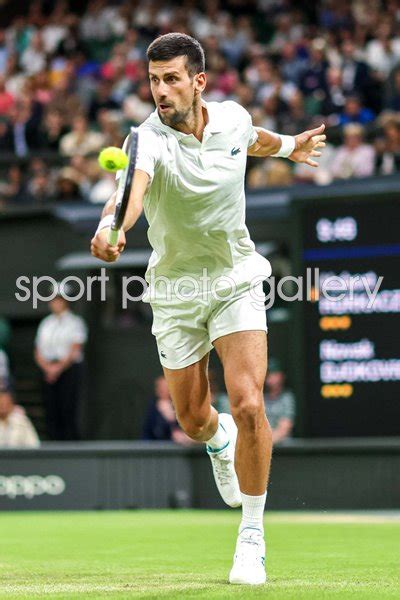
[108, 228, 120, 246]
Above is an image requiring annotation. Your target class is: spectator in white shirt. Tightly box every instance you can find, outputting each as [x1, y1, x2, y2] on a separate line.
[0, 380, 40, 448]
[34, 291, 87, 440]
[331, 123, 375, 180]
[60, 114, 105, 157]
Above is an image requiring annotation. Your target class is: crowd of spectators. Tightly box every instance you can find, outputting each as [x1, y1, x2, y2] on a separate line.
[1, 0, 400, 207]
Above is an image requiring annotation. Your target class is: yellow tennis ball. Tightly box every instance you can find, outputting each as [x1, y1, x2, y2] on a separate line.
[98, 147, 128, 172]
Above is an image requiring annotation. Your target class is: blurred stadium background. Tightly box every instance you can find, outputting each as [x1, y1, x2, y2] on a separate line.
[0, 0, 399, 517]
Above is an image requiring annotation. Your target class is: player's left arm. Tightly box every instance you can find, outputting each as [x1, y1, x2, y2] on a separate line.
[248, 124, 326, 167]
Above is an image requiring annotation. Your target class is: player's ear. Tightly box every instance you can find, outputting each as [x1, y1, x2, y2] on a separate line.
[194, 72, 206, 94]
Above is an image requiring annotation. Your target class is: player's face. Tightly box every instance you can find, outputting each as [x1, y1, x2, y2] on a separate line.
[149, 56, 205, 128]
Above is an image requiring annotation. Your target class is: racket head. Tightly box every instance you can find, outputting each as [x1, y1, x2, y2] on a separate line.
[107, 127, 138, 245]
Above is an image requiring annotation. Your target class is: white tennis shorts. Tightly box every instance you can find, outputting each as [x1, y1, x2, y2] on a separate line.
[151, 282, 267, 370]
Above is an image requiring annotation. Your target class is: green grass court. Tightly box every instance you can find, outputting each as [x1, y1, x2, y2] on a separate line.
[0, 510, 399, 599]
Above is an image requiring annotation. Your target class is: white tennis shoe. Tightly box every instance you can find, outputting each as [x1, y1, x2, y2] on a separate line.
[207, 413, 241, 508]
[229, 527, 266, 585]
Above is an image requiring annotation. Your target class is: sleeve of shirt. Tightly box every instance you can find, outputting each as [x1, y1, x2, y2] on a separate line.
[247, 115, 258, 148]
[34, 319, 45, 349]
[116, 128, 161, 183]
[72, 317, 88, 345]
[231, 101, 258, 147]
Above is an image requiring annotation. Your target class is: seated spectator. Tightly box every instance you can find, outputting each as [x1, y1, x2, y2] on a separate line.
[232, 82, 255, 111]
[0, 75, 14, 115]
[19, 30, 47, 75]
[279, 42, 307, 86]
[27, 167, 55, 204]
[0, 99, 41, 156]
[321, 67, 346, 118]
[278, 90, 309, 136]
[123, 81, 154, 124]
[0, 165, 28, 204]
[331, 123, 375, 180]
[385, 68, 400, 111]
[338, 94, 375, 126]
[40, 108, 68, 151]
[47, 73, 83, 123]
[87, 170, 116, 204]
[88, 79, 121, 121]
[299, 38, 329, 112]
[340, 40, 373, 101]
[0, 29, 9, 75]
[294, 142, 336, 185]
[247, 158, 293, 189]
[55, 167, 84, 202]
[264, 358, 295, 445]
[0, 380, 40, 448]
[142, 376, 192, 445]
[60, 114, 105, 157]
[97, 109, 124, 147]
[374, 118, 400, 175]
[26, 70, 54, 107]
[365, 21, 400, 80]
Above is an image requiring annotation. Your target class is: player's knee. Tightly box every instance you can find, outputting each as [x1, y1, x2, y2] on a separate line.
[231, 392, 265, 431]
[177, 409, 209, 440]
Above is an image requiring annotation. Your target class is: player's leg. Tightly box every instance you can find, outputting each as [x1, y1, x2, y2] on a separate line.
[163, 353, 242, 507]
[213, 330, 271, 495]
[151, 298, 241, 506]
[163, 353, 217, 442]
[214, 330, 270, 585]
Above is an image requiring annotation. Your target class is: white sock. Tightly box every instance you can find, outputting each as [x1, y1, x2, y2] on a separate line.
[205, 418, 229, 452]
[239, 491, 267, 534]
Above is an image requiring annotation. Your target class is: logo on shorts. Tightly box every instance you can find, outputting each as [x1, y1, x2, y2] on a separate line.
[231, 146, 241, 156]
[160, 350, 167, 358]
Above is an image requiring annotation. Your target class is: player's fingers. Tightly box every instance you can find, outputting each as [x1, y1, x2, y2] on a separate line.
[312, 135, 326, 144]
[314, 141, 326, 149]
[306, 124, 325, 139]
[305, 158, 319, 167]
[310, 150, 322, 157]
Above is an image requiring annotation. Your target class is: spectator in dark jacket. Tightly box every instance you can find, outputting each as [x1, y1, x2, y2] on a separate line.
[339, 95, 375, 126]
[142, 376, 192, 445]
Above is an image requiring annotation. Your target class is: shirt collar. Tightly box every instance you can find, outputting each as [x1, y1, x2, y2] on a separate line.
[204, 101, 223, 134]
[149, 100, 222, 139]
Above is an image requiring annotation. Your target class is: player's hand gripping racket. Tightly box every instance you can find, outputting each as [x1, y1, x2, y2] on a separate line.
[108, 127, 139, 246]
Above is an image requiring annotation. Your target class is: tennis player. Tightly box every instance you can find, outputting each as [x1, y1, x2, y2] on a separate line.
[91, 33, 325, 585]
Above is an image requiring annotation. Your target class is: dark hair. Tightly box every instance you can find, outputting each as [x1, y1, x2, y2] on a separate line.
[147, 33, 205, 75]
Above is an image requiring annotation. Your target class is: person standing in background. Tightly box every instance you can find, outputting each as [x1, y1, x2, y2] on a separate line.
[34, 288, 87, 440]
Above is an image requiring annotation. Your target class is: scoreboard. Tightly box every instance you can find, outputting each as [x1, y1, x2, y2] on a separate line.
[295, 194, 400, 437]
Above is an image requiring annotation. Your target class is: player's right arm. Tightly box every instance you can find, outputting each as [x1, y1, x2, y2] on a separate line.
[90, 169, 149, 263]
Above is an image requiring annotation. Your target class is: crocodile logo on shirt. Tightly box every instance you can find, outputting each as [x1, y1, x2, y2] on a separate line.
[160, 350, 167, 358]
[231, 146, 241, 156]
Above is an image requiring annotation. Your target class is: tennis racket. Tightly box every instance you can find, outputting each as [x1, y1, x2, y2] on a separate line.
[108, 127, 139, 246]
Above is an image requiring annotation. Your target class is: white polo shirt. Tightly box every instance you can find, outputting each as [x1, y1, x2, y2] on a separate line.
[35, 310, 87, 362]
[0, 407, 40, 448]
[123, 100, 271, 302]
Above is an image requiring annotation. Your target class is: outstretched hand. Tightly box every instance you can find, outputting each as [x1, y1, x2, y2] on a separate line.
[290, 124, 326, 167]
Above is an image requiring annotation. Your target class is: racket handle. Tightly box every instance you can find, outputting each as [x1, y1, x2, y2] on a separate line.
[108, 228, 120, 246]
